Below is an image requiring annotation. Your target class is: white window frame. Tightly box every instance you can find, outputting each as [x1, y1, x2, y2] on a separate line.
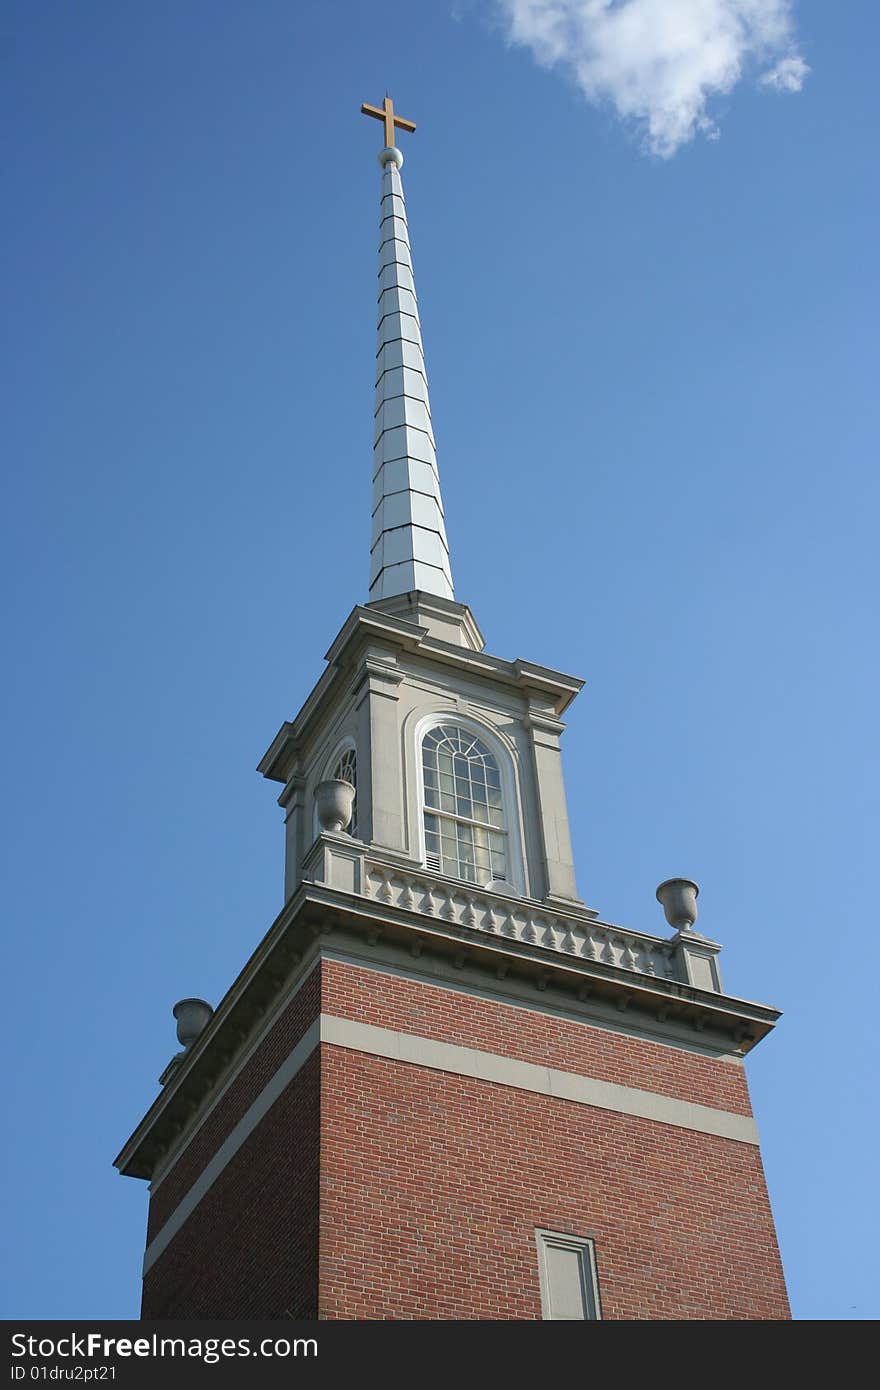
[412, 711, 525, 895]
[535, 1228, 602, 1320]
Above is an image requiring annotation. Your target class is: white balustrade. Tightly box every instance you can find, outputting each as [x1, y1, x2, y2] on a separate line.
[362, 859, 679, 984]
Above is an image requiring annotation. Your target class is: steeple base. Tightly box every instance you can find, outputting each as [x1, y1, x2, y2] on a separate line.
[367, 590, 485, 650]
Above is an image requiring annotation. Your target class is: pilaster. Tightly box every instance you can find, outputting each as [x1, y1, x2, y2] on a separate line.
[281, 772, 307, 903]
[354, 650, 405, 852]
[524, 705, 582, 907]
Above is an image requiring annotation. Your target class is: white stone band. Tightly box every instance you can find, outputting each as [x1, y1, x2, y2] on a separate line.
[322, 1015, 759, 1146]
[142, 1014, 758, 1277]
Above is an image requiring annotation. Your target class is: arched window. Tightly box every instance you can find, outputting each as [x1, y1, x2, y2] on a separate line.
[421, 724, 507, 884]
[329, 745, 357, 838]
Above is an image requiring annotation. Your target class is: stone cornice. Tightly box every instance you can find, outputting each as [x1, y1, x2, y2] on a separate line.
[114, 888, 308, 1181]
[258, 603, 585, 784]
[114, 862, 780, 1182]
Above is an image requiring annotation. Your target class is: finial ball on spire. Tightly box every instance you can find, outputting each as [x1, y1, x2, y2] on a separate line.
[379, 146, 404, 170]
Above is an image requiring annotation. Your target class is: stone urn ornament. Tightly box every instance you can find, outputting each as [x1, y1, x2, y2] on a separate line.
[173, 998, 214, 1050]
[655, 878, 699, 932]
[315, 778, 356, 834]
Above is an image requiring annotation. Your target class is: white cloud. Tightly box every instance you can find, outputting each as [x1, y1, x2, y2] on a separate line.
[760, 52, 809, 92]
[492, 0, 809, 157]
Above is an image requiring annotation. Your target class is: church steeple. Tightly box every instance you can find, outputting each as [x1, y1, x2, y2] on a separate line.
[114, 101, 789, 1325]
[362, 99, 453, 602]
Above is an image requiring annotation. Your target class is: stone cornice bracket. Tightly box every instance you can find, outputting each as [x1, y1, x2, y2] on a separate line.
[353, 655, 404, 701]
[523, 710, 568, 740]
[278, 770, 306, 812]
[513, 659, 585, 712]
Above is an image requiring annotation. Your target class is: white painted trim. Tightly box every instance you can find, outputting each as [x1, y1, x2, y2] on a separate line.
[320, 1016, 760, 1145]
[143, 1019, 321, 1276]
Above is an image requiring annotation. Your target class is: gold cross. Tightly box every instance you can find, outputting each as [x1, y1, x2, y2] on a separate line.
[361, 94, 416, 149]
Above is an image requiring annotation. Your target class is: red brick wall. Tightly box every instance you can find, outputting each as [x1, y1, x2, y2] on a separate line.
[318, 958, 789, 1321]
[319, 1046, 788, 1320]
[147, 964, 321, 1241]
[140, 965, 322, 1319]
[138, 951, 788, 1320]
[321, 957, 753, 1115]
[142, 1050, 320, 1319]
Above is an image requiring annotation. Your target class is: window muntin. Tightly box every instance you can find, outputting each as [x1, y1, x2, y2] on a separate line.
[329, 746, 357, 837]
[421, 724, 507, 883]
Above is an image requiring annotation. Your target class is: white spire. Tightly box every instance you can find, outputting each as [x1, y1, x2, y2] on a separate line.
[370, 145, 453, 602]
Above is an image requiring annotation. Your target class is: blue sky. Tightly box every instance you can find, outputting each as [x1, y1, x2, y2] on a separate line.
[2, 1, 877, 1321]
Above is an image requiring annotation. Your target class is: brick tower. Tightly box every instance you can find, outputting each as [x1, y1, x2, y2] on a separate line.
[115, 102, 790, 1321]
